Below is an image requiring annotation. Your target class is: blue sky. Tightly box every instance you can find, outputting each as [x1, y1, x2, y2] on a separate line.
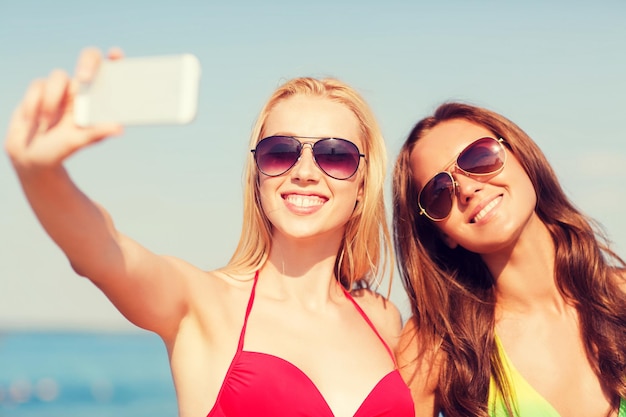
[1, 0, 625, 330]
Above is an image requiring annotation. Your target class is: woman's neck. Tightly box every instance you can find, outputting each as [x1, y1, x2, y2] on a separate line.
[483, 214, 567, 314]
[259, 232, 344, 308]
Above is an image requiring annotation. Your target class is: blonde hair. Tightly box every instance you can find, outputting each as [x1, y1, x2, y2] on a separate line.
[223, 77, 392, 291]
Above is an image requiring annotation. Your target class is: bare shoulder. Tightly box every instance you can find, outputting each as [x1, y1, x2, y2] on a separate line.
[161, 254, 207, 276]
[168, 266, 256, 341]
[396, 317, 420, 376]
[157, 256, 230, 297]
[164, 258, 254, 288]
[150, 258, 256, 321]
[396, 317, 441, 417]
[350, 288, 403, 347]
[182, 265, 257, 303]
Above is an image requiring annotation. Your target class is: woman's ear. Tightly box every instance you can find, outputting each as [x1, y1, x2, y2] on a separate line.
[356, 179, 364, 203]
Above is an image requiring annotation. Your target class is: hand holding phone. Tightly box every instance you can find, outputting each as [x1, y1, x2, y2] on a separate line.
[74, 54, 201, 126]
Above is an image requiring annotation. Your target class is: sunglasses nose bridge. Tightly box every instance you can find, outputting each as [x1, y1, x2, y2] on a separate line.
[299, 141, 315, 155]
[298, 141, 317, 162]
[290, 141, 322, 178]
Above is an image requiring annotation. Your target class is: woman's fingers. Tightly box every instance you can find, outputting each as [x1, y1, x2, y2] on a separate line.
[5, 47, 125, 169]
[20, 79, 46, 127]
[74, 123, 124, 148]
[39, 70, 71, 132]
[108, 47, 124, 61]
[5, 78, 45, 156]
[10, 117, 123, 168]
[75, 47, 103, 84]
[47, 122, 123, 163]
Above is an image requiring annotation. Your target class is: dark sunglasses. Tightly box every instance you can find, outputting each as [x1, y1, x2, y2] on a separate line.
[251, 135, 365, 180]
[418, 137, 507, 221]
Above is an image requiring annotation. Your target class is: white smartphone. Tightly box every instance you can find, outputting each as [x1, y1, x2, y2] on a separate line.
[74, 54, 201, 126]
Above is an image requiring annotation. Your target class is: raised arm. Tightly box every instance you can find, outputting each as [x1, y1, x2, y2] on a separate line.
[4, 48, 191, 338]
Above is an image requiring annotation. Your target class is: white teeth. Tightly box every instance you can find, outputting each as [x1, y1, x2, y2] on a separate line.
[285, 195, 325, 208]
[473, 196, 501, 223]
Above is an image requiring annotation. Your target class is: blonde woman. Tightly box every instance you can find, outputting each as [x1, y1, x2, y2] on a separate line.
[5, 48, 414, 417]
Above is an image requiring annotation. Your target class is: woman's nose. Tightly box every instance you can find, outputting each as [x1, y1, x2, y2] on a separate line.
[453, 171, 485, 204]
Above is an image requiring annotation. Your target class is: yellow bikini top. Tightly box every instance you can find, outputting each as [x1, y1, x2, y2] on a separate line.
[488, 335, 625, 417]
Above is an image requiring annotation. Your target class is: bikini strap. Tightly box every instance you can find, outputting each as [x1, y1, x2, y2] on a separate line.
[235, 271, 259, 352]
[343, 288, 398, 366]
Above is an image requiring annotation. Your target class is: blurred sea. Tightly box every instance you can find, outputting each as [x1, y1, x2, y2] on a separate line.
[0, 331, 177, 417]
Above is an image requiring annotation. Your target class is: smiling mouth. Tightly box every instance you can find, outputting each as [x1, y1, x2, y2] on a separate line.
[471, 196, 502, 223]
[284, 194, 326, 208]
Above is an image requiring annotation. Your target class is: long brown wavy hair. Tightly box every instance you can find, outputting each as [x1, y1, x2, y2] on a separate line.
[392, 102, 626, 416]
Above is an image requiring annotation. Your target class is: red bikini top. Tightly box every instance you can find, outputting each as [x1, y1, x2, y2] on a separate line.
[206, 272, 415, 417]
